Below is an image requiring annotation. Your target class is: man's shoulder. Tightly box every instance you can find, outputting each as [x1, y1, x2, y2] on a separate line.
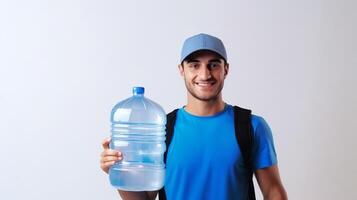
[250, 114, 274, 142]
[251, 114, 265, 125]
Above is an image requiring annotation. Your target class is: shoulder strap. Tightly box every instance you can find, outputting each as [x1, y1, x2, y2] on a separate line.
[233, 105, 256, 200]
[163, 109, 179, 163]
[233, 106, 253, 166]
[159, 109, 178, 200]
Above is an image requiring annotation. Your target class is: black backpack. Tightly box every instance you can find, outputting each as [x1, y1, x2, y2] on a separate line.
[158, 106, 256, 200]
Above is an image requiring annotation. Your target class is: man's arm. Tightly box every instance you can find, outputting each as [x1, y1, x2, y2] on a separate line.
[255, 164, 288, 200]
[117, 191, 158, 200]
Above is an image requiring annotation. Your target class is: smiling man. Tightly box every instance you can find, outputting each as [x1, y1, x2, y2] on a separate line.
[100, 33, 288, 200]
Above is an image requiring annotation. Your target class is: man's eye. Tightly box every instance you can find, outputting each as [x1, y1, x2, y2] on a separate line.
[189, 63, 199, 69]
[209, 63, 219, 68]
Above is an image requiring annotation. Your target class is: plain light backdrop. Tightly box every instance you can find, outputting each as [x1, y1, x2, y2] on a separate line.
[0, 0, 356, 199]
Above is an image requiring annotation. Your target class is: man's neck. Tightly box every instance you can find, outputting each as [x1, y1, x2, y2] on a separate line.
[184, 96, 226, 116]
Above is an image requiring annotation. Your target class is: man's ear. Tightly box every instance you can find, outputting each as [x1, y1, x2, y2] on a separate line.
[178, 64, 184, 76]
[224, 63, 229, 77]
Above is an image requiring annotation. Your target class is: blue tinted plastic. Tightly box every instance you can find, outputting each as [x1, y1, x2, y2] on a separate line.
[133, 86, 145, 95]
[109, 87, 166, 191]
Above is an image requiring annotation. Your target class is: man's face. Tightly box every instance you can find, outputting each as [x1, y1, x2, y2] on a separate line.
[179, 50, 229, 102]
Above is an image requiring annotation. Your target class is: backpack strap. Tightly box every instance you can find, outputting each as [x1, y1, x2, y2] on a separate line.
[233, 106, 256, 200]
[159, 109, 178, 200]
[164, 109, 179, 163]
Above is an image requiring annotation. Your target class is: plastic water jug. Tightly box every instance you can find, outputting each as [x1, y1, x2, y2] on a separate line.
[109, 86, 166, 191]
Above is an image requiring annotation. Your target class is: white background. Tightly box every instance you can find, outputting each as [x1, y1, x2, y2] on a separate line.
[0, 0, 356, 199]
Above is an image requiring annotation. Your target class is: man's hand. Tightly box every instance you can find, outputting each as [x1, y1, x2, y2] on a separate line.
[100, 137, 158, 200]
[100, 137, 122, 174]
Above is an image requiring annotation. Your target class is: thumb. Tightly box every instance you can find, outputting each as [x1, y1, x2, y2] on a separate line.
[102, 137, 111, 149]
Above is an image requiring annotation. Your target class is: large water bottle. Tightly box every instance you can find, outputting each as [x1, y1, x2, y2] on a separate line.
[109, 87, 166, 191]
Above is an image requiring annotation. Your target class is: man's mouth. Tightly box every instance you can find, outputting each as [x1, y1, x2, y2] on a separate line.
[195, 82, 215, 86]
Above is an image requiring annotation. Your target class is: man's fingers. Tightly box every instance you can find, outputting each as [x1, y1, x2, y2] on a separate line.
[100, 137, 123, 174]
[101, 155, 122, 163]
[102, 137, 111, 149]
[101, 149, 121, 157]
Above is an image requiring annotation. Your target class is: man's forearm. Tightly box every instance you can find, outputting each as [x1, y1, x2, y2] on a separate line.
[264, 186, 288, 200]
[118, 190, 150, 200]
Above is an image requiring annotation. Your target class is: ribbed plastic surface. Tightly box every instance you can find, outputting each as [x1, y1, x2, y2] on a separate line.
[109, 87, 166, 191]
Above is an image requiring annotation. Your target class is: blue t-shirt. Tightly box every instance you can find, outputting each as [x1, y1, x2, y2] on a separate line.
[164, 104, 277, 200]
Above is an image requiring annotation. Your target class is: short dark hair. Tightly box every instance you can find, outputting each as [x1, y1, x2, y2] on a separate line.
[181, 50, 227, 65]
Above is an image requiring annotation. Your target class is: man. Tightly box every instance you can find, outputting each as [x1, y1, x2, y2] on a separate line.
[100, 33, 288, 200]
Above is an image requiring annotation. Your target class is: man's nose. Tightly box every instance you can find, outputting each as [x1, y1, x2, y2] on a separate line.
[198, 66, 212, 80]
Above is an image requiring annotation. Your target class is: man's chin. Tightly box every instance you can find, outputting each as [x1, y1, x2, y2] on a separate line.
[192, 93, 218, 102]
[186, 85, 222, 102]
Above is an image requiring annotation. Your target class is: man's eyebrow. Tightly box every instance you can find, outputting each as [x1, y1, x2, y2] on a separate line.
[209, 59, 222, 63]
[186, 59, 200, 63]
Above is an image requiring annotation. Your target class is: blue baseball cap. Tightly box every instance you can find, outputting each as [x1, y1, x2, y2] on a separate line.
[180, 33, 227, 63]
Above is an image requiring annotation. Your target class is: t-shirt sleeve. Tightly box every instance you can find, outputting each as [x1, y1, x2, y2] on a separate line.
[251, 115, 278, 170]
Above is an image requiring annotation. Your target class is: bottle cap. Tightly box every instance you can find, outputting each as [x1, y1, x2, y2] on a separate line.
[133, 87, 145, 95]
